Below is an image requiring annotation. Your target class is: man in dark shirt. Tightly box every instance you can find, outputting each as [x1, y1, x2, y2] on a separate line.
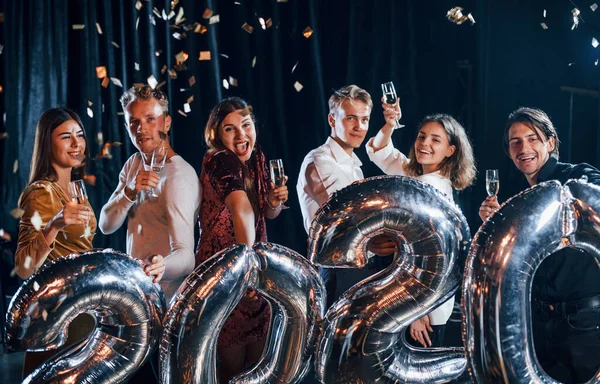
[479, 107, 600, 383]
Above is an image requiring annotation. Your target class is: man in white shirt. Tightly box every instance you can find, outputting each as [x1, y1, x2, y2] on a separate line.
[99, 85, 200, 304]
[297, 85, 396, 307]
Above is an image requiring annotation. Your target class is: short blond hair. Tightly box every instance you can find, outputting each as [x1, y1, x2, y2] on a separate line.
[328, 85, 373, 115]
[120, 84, 169, 114]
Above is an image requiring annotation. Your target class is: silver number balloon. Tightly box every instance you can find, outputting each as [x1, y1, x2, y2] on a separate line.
[463, 179, 600, 383]
[160, 243, 326, 384]
[4, 249, 165, 384]
[309, 176, 470, 384]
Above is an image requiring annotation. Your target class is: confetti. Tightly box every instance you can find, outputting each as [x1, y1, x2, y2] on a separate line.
[97, 131, 103, 144]
[596, 59, 599, 65]
[199, 51, 211, 60]
[184, 103, 191, 113]
[138, 224, 143, 235]
[168, 69, 177, 79]
[111, 41, 120, 49]
[161, 9, 168, 20]
[96, 23, 103, 34]
[110, 77, 123, 87]
[252, 56, 257, 67]
[113, 141, 123, 146]
[161, 64, 168, 74]
[23, 255, 31, 269]
[220, 53, 229, 59]
[543, 9, 546, 18]
[96, 66, 107, 78]
[446, 7, 474, 25]
[87, 107, 93, 118]
[101, 77, 110, 88]
[72, 24, 86, 30]
[242, 22, 254, 34]
[209, 15, 220, 24]
[258, 18, 267, 30]
[13, 159, 18, 173]
[173, 32, 184, 40]
[136, 16, 140, 30]
[84, 174, 96, 186]
[0, 85, 3, 93]
[292, 61, 299, 73]
[188, 76, 196, 86]
[31, 211, 43, 231]
[41, 309, 48, 321]
[593, 37, 599, 48]
[155, 50, 163, 56]
[0, 44, 3, 55]
[277, 0, 288, 2]
[194, 23, 208, 34]
[178, 110, 188, 117]
[10, 207, 25, 219]
[592, 3, 598, 12]
[571, 8, 580, 30]
[0, 132, 7, 139]
[33, 281, 40, 292]
[148, 75, 158, 88]
[294, 81, 303, 92]
[202, 8, 213, 19]
[541, 22, 548, 30]
[568, 62, 575, 66]
[81, 225, 93, 239]
[157, 81, 166, 89]
[87, 100, 93, 107]
[168, 10, 175, 20]
[149, 15, 156, 26]
[223, 79, 229, 89]
[136, 0, 143, 11]
[467, 13, 475, 24]
[187, 95, 194, 103]
[175, 7, 185, 24]
[302, 27, 313, 38]
[175, 51, 189, 62]
[135, 62, 140, 71]
[229, 76, 238, 86]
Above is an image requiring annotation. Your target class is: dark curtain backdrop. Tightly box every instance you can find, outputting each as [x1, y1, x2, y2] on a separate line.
[1, 0, 599, 257]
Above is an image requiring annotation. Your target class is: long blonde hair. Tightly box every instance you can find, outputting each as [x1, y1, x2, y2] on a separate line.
[404, 114, 476, 190]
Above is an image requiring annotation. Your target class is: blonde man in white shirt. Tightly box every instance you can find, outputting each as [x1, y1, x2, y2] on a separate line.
[367, 98, 476, 348]
[297, 85, 397, 307]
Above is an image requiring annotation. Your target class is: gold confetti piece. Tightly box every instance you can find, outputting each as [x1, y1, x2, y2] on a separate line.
[101, 77, 109, 88]
[175, 7, 184, 24]
[446, 6, 473, 25]
[10, 208, 25, 219]
[157, 81, 166, 89]
[137, 224, 143, 235]
[229, 76, 238, 86]
[96, 66, 107, 78]
[13, 159, 18, 173]
[292, 61, 299, 73]
[135, 62, 140, 71]
[87, 107, 93, 118]
[252, 56, 257, 67]
[178, 110, 188, 117]
[294, 81, 303, 92]
[242, 22, 254, 34]
[541, 22, 548, 30]
[84, 174, 96, 186]
[187, 95, 194, 103]
[265, 18, 273, 28]
[72, 24, 86, 30]
[96, 23, 103, 34]
[148, 75, 158, 88]
[223, 79, 229, 89]
[188, 76, 196, 86]
[572, 8, 580, 30]
[41, 309, 48, 321]
[592, 3, 598, 12]
[194, 23, 208, 34]
[593, 38, 599, 48]
[184, 103, 191, 113]
[110, 77, 123, 87]
[161, 64, 167, 74]
[168, 69, 177, 79]
[112, 141, 123, 146]
[199, 51, 211, 60]
[302, 26, 313, 38]
[209, 15, 220, 24]
[81, 225, 92, 239]
[135, 0, 142, 11]
[0, 85, 3, 93]
[176, 50, 189, 62]
[111, 41, 120, 48]
[0, 13, 4, 22]
[33, 281, 40, 291]
[31, 211, 43, 231]
[96, 132, 103, 144]
[203, 8, 213, 19]
[23, 255, 31, 269]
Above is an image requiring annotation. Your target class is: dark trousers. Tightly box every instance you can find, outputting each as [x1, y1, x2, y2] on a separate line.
[533, 308, 600, 383]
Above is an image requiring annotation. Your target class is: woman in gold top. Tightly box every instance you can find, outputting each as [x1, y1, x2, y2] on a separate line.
[15, 107, 96, 377]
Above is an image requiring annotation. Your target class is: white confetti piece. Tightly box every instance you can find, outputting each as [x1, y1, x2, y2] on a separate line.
[137, 224, 143, 235]
[111, 41, 120, 49]
[31, 211, 42, 231]
[541, 22, 548, 30]
[593, 37, 599, 48]
[183, 103, 191, 113]
[223, 79, 229, 89]
[81, 225, 92, 239]
[96, 23, 103, 34]
[135, 62, 140, 71]
[13, 159, 18, 173]
[592, 3, 598, 12]
[33, 281, 40, 291]
[209, 15, 220, 24]
[252, 56, 257, 68]
[23, 255, 32, 269]
[148, 75, 158, 89]
[294, 81, 303, 92]
[72, 24, 85, 30]
[87, 107, 93, 118]
[136, 0, 142, 11]
[110, 77, 123, 87]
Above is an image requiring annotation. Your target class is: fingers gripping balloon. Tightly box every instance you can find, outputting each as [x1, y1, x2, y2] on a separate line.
[309, 176, 470, 384]
[160, 243, 326, 384]
[4, 249, 165, 384]
[463, 179, 600, 383]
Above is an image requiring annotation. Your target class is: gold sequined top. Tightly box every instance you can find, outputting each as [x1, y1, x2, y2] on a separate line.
[16, 179, 96, 272]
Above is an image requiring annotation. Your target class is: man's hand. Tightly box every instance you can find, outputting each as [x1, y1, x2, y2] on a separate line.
[409, 315, 433, 348]
[125, 170, 160, 201]
[381, 96, 402, 129]
[144, 254, 165, 283]
[368, 234, 398, 257]
[479, 196, 500, 221]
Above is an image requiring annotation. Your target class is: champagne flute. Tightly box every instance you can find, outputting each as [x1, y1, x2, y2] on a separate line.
[486, 169, 499, 197]
[69, 179, 88, 204]
[269, 159, 289, 210]
[381, 81, 405, 129]
[145, 145, 168, 198]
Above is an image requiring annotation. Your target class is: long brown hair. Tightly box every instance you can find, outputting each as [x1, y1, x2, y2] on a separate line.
[204, 97, 261, 216]
[404, 114, 476, 190]
[28, 107, 89, 185]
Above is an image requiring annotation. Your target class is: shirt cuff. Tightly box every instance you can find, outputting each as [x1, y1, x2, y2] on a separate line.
[366, 137, 395, 162]
[121, 189, 137, 203]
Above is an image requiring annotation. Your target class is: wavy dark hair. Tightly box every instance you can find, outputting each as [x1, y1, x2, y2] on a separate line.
[28, 107, 89, 185]
[204, 97, 261, 216]
[404, 114, 476, 190]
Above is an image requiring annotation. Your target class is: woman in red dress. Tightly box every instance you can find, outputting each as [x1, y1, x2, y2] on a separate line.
[196, 97, 289, 382]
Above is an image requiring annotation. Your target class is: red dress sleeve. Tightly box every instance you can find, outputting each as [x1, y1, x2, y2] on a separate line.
[205, 150, 245, 201]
